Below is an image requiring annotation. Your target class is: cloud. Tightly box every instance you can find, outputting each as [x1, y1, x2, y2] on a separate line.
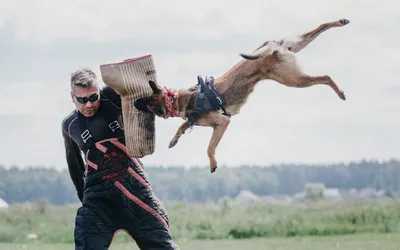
[1, 0, 396, 43]
[0, 115, 65, 167]
[0, 81, 74, 117]
[0, 0, 398, 169]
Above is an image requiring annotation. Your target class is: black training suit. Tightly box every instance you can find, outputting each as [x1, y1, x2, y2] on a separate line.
[62, 86, 179, 250]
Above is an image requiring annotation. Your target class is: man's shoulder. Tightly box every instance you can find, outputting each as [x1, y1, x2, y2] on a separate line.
[100, 85, 121, 109]
[61, 109, 78, 135]
[101, 85, 118, 96]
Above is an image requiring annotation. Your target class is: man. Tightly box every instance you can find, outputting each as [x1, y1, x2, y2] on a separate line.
[61, 68, 179, 250]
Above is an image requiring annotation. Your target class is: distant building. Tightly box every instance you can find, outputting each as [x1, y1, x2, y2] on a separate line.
[324, 188, 342, 199]
[234, 190, 259, 205]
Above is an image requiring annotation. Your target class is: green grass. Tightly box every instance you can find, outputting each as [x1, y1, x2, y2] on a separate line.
[1, 233, 400, 250]
[1, 199, 400, 244]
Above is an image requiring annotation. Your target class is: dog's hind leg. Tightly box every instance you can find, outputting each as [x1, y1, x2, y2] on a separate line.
[271, 52, 346, 100]
[293, 74, 346, 100]
[280, 18, 350, 53]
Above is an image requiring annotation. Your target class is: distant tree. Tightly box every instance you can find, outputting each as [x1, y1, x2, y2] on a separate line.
[304, 183, 326, 200]
[0, 159, 399, 204]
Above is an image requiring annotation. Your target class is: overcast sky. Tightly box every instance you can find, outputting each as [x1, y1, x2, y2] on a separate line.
[0, 0, 398, 170]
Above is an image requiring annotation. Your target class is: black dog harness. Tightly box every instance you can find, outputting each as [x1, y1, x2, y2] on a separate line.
[187, 76, 229, 126]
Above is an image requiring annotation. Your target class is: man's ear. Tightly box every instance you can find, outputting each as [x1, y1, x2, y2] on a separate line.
[149, 80, 162, 94]
[134, 98, 150, 112]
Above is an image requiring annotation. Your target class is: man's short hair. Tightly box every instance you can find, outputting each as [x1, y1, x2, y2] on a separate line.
[70, 68, 99, 88]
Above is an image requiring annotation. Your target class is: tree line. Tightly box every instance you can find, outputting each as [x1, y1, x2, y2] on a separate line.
[0, 159, 399, 205]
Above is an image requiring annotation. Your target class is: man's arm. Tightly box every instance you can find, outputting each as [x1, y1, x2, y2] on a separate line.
[62, 126, 85, 202]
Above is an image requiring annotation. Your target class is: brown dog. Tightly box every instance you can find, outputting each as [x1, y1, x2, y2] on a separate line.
[134, 18, 350, 173]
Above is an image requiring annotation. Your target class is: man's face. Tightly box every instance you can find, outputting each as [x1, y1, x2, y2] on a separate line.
[71, 85, 101, 117]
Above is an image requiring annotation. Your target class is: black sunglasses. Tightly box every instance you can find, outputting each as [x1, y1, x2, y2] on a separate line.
[72, 93, 99, 104]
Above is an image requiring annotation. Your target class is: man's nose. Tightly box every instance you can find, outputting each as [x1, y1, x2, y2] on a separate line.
[85, 101, 94, 107]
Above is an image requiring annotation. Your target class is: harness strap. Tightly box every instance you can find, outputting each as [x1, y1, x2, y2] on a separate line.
[187, 76, 205, 125]
[187, 76, 229, 126]
[204, 76, 229, 116]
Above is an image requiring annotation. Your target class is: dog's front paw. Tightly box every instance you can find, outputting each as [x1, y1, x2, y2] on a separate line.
[168, 136, 180, 148]
[210, 159, 218, 173]
[210, 164, 217, 173]
[339, 18, 350, 26]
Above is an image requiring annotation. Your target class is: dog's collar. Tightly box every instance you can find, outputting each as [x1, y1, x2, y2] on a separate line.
[164, 86, 178, 117]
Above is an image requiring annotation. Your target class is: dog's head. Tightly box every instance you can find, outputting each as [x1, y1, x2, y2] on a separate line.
[134, 80, 171, 118]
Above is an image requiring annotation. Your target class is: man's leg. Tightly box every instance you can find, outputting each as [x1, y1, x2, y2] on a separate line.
[134, 229, 179, 250]
[74, 204, 117, 250]
[113, 173, 180, 249]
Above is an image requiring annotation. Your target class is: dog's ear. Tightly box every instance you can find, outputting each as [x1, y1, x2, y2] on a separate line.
[134, 98, 150, 112]
[149, 80, 162, 94]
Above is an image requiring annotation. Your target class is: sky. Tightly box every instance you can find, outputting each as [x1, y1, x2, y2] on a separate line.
[0, 0, 398, 170]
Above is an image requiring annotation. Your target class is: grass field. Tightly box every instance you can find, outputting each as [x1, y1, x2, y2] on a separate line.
[1, 199, 400, 249]
[1, 233, 399, 250]
[2, 199, 400, 243]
